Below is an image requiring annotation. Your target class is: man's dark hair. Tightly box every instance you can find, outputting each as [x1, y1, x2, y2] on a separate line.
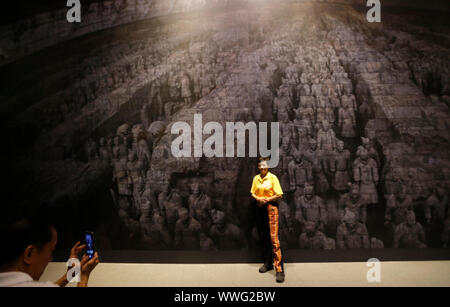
[0, 212, 54, 266]
[258, 156, 269, 164]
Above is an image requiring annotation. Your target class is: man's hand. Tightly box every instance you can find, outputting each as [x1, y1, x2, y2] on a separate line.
[81, 252, 99, 276]
[55, 241, 86, 287]
[78, 252, 100, 287]
[256, 196, 269, 207]
[69, 241, 86, 259]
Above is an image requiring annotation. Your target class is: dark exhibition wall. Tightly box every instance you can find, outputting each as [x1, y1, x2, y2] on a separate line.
[1, 0, 449, 263]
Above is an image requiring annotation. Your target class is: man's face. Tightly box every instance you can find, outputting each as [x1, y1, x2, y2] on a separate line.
[27, 227, 57, 281]
[258, 161, 268, 175]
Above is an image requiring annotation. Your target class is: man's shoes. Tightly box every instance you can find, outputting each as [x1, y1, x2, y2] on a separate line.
[259, 264, 274, 273]
[276, 271, 285, 283]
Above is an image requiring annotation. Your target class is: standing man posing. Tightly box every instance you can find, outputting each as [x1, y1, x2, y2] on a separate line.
[251, 158, 285, 283]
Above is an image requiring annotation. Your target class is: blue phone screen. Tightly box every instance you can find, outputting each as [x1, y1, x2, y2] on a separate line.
[85, 233, 94, 259]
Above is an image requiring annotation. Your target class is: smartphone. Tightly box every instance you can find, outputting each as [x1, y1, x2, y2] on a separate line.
[84, 231, 95, 259]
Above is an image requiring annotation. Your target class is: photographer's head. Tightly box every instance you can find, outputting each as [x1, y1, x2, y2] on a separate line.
[0, 216, 57, 281]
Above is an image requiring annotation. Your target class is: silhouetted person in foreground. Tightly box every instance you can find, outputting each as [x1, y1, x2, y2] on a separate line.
[0, 216, 99, 287]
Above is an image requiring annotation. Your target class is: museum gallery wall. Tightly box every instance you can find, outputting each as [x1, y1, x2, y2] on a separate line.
[1, 0, 449, 262]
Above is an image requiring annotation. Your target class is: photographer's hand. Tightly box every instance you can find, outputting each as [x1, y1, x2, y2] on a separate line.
[70, 241, 86, 259]
[54, 241, 87, 287]
[78, 252, 100, 287]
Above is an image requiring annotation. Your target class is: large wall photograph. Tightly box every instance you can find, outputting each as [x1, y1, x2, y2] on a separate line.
[1, 0, 450, 262]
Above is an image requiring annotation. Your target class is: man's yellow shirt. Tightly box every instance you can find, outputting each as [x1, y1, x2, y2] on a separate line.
[250, 171, 284, 198]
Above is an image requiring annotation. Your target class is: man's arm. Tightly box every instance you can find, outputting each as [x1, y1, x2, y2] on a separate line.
[54, 274, 68, 287]
[265, 175, 284, 203]
[265, 194, 283, 203]
[55, 241, 86, 287]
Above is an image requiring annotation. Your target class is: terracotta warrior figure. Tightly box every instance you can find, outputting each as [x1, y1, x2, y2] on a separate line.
[330, 140, 351, 191]
[174, 208, 202, 250]
[288, 153, 313, 194]
[304, 139, 330, 193]
[210, 210, 246, 250]
[298, 221, 331, 250]
[385, 186, 413, 226]
[158, 185, 184, 235]
[353, 147, 379, 205]
[188, 182, 213, 234]
[294, 183, 327, 232]
[336, 210, 370, 249]
[339, 183, 367, 223]
[393, 211, 427, 248]
[338, 99, 356, 138]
